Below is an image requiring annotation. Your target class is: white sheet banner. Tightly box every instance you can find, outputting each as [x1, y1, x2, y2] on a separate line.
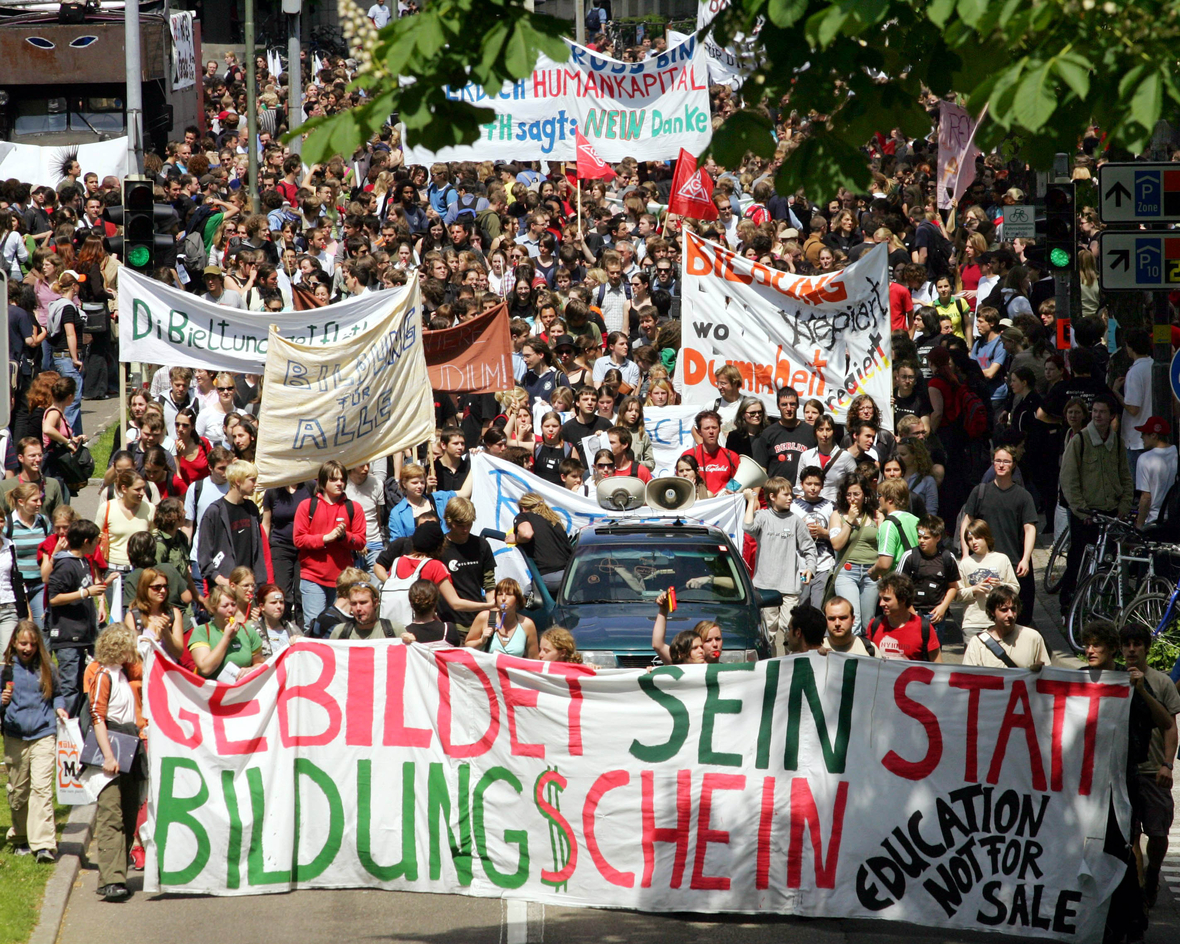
[118, 269, 414, 374]
[171, 12, 197, 90]
[143, 640, 1130, 944]
[937, 101, 981, 211]
[691, 0, 761, 90]
[0, 137, 128, 189]
[401, 36, 710, 164]
[675, 233, 893, 429]
[254, 281, 433, 488]
[469, 453, 743, 544]
[643, 404, 704, 477]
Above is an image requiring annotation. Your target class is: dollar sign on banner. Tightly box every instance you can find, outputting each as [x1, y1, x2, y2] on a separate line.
[534, 767, 575, 890]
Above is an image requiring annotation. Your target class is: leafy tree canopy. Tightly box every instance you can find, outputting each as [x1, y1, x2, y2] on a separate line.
[297, 0, 1179, 195]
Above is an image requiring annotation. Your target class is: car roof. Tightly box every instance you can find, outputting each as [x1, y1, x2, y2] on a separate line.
[575, 519, 730, 545]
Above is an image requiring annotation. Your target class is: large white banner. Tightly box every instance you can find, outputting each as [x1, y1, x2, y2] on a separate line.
[0, 137, 128, 189]
[254, 281, 433, 488]
[469, 453, 743, 543]
[170, 12, 197, 91]
[675, 233, 893, 429]
[693, 0, 760, 90]
[143, 640, 1130, 944]
[402, 36, 710, 165]
[118, 269, 413, 374]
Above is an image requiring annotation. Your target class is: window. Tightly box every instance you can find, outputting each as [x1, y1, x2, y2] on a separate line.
[560, 543, 746, 605]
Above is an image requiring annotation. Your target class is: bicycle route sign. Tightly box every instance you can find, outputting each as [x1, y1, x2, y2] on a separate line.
[1001, 204, 1035, 239]
[1097, 231, 1180, 290]
[1098, 162, 1180, 223]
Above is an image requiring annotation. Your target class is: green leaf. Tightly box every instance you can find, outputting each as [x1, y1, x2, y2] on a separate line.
[413, 14, 448, 59]
[1130, 69, 1163, 132]
[776, 132, 870, 198]
[806, 5, 849, 48]
[503, 24, 531, 77]
[1012, 60, 1056, 131]
[707, 111, 776, 167]
[767, 0, 809, 29]
[956, 0, 988, 29]
[1053, 52, 1091, 100]
[926, 0, 956, 28]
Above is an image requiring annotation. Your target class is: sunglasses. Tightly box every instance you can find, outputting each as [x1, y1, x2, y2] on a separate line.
[150, 583, 168, 591]
[217, 386, 236, 392]
[595, 462, 615, 469]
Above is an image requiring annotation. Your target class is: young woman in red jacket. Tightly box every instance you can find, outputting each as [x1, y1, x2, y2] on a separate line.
[293, 461, 367, 628]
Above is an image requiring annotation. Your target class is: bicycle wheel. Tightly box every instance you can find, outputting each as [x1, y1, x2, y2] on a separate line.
[1043, 528, 1070, 594]
[1118, 592, 1180, 672]
[1066, 569, 1119, 652]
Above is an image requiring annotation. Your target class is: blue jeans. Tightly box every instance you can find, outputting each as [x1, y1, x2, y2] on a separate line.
[361, 543, 382, 572]
[833, 562, 879, 636]
[24, 582, 45, 626]
[299, 580, 336, 630]
[52, 355, 84, 435]
[54, 647, 90, 718]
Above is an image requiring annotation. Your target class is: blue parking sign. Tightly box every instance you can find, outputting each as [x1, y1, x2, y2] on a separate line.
[1171, 349, 1180, 403]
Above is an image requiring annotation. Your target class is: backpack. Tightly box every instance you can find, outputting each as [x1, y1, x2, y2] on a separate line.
[381, 557, 431, 624]
[918, 222, 953, 278]
[596, 282, 632, 307]
[454, 193, 479, 223]
[338, 618, 399, 640]
[954, 383, 990, 440]
[307, 494, 357, 528]
[867, 614, 934, 661]
[1147, 477, 1180, 540]
[4, 512, 48, 541]
[182, 229, 208, 280]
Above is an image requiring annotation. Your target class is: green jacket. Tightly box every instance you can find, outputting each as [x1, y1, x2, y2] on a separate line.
[1059, 423, 1133, 519]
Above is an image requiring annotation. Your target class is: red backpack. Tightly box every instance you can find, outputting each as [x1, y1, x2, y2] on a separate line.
[954, 383, 990, 440]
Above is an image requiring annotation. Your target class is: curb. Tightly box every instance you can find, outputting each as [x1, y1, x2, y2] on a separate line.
[29, 803, 96, 944]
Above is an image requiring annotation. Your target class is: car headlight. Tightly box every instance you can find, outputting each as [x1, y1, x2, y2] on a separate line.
[579, 651, 619, 668]
[718, 649, 759, 663]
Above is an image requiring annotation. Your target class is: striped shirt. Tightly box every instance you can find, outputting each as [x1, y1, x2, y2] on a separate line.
[7, 514, 49, 583]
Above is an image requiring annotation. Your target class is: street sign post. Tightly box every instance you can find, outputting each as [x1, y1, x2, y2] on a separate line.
[1098, 162, 1180, 223]
[1002, 204, 1035, 240]
[1098, 231, 1180, 290]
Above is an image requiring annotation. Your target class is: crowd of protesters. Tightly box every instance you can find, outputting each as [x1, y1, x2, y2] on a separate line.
[0, 19, 1177, 929]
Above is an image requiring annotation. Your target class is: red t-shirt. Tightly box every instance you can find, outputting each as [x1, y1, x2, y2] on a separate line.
[395, 556, 451, 585]
[609, 463, 652, 483]
[684, 445, 740, 495]
[889, 282, 913, 332]
[868, 613, 939, 661]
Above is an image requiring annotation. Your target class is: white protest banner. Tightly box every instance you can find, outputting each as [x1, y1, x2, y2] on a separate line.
[0, 137, 128, 189]
[937, 101, 983, 212]
[143, 640, 1130, 944]
[170, 12, 197, 90]
[254, 281, 433, 488]
[692, 0, 761, 90]
[643, 404, 703, 477]
[118, 268, 411, 374]
[401, 36, 710, 165]
[469, 452, 743, 543]
[675, 233, 893, 429]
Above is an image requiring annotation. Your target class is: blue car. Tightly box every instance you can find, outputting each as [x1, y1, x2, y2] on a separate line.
[546, 520, 780, 667]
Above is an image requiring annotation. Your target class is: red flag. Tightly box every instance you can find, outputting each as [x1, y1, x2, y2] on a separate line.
[575, 131, 614, 179]
[668, 148, 718, 220]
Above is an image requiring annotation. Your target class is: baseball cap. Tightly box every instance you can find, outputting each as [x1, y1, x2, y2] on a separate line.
[997, 317, 1014, 328]
[1134, 416, 1171, 437]
[1001, 327, 1024, 343]
[553, 336, 575, 351]
[199, 174, 218, 188]
[203, 265, 223, 277]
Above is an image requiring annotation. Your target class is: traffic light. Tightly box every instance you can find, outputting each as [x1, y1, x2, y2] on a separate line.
[1044, 182, 1077, 272]
[108, 176, 173, 272]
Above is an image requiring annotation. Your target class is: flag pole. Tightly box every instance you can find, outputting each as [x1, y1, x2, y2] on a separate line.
[577, 174, 582, 238]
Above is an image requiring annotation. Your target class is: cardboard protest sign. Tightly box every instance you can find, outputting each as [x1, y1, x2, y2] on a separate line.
[422, 301, 514, 393]
[675, 233, 893, 429]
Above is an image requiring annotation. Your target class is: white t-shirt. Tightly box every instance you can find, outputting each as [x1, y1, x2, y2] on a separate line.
[195, 407, 230, 448]
[1136, 446, 1178, 526]
[345, 474, 385, 546]
[961, 625, 1048, 669]
[1121, 357, 1152, 450]
[367, 2, 392, 27]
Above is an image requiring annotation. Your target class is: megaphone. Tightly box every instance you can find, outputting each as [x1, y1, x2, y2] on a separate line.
[731, 455, 768, 491]
[645, 476, 697, 513]
[597, 476, 646, 512]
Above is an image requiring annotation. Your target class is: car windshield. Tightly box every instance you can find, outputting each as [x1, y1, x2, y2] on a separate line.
[560, 542, 747, 605]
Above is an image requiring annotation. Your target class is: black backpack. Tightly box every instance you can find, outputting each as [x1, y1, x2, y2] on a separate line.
[454, 193, 479, 223]
[1146, 472, 1180, 541]
[919, 222, 953, 278]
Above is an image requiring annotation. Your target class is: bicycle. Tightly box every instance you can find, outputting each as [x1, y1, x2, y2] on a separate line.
[1116, 570, 1180, 673]
[1064, 514, 1173, 651]
[1043, 527, 1070, 594]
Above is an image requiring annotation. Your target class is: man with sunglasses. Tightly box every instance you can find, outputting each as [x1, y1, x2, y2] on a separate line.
[652, 260, 678, 297]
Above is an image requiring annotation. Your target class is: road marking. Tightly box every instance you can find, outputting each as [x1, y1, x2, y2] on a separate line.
[503, 899, 543, 943]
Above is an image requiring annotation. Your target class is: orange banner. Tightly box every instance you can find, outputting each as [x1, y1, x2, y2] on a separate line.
[423, 302, 514, 393]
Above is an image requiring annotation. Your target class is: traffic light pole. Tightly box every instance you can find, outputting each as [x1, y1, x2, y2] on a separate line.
[245, 0, 260, 213]
[124, 0, 143, 171]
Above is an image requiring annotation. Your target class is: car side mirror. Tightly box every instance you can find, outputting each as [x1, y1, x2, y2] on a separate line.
[756, 588, 783, 609]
